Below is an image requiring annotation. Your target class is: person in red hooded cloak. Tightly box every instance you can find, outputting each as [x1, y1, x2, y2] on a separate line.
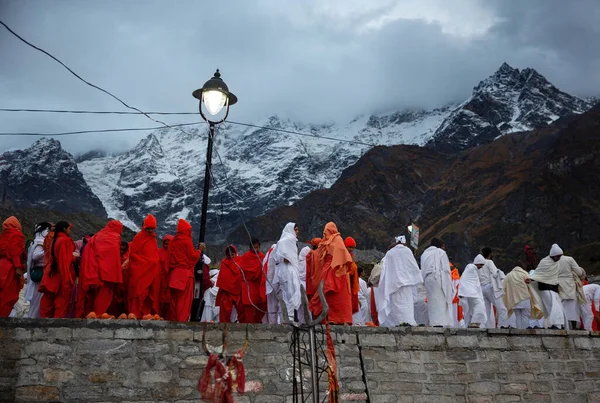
[238, 238, 266, 323]
[39, 221, 78, 318]
[216, 245, 242, 323]
[158, 234, 174, 317]
[344, 236, 361, 316]
[127, 214, 161, 320]
[78, 220, 123, 319]
[0, 216, 26, 317]
[309, 222, 354, 325]
[305, 238, 321, 301]
[165, 219, 200, 322]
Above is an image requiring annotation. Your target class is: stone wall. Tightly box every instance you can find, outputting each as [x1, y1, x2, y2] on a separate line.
[1, 319, 600, 403]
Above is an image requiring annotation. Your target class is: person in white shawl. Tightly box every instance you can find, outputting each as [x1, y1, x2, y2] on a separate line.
[458, 261, 487, 328]
[297, 244, 309, 291]
[201, 269, 220, 322]
[263, 244, 278, 324]
[420, 238, 454, 327]
[581, 283, 600, 331]
[502, 266, 536, 329]
[552, 244, 586, 329]
[379, 237, 423, 327]
[24, 222, 51, 318]
[478, 248, 508, 328]
[529, 244, 566, 329]
[267, 223, 302, 322]
[352, 266, 372, 325]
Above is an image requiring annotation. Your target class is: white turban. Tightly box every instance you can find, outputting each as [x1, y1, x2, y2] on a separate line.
[549, 243, 563, 257]
[395, 235, 407, 245]
[474, 254, 486, 265]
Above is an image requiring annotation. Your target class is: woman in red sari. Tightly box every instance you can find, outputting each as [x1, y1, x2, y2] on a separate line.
[39, 221, 77, 318]
[0, 216, 26, 317]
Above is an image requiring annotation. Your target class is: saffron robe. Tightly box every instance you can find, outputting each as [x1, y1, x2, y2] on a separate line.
[0, 217, 25, 317]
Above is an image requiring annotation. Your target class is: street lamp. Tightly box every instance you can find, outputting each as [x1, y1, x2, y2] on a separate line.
[407, 225, 413, 234]
[192, 69, 237, 243]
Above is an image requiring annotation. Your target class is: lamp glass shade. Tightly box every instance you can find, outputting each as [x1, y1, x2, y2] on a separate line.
[407, 225, 413, 233]
[203, 90, 227, 116]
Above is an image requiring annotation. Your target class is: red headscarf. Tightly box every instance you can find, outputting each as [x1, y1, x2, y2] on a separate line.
[317, 222, 352, 278]
[167, 219, 200, 290]
[128, 215, 160, 298]
[344, 237, 357, 248]
[217, 245, 242, 296]
[0, 216, 25, 270]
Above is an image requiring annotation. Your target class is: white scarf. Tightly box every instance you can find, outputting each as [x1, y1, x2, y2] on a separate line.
[458, 264, 484, 299]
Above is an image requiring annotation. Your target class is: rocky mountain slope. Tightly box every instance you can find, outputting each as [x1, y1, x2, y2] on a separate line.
[0, 138, 106, 218]
[231, 106, 600, 274]
[426, 63, 593, 153]
[76, 64, 593, 240]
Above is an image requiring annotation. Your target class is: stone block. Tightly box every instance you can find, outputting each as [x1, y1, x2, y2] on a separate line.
[573, 337, 593, 349]
[507, 336, 542, 349]
[24, 341, 71, 356]
[413, 351, 444, 362]
[140, 370, 173, 384]
[495, 395, 522, 402]
[396, 372, 424, 381]
[446, 350, 478, 362]
[154, 329, 193, 341]
[180, 355, 209, 368]
[115, 328, 154, 339]
[179, 368, 200, 380]
[63, 385, 104, 399]
[397, 362, 422, 373]
[553, 393, 587, 403]
[540, 361, 565, 373]
[340, 392, 368, 401]
[371, 394, 402, 403]
[108, 387, 152, 399]
[42, 368, 74, 383]
[88, 371, 124, 383]
[375, 360, 397, 373]
[340, 366, 363, 378]
[423, 363, 439, 372]
[447, 335, 479, 348]
[500, 383, 528, 393]
[476, 350, 502, 361]
[73, 327, 114, 339]
[468, 381, 500, 394]
[519, 361, 540, 372]
[522, 393, 552, 402]
[379, 381, 423, 393]
[399, 334, 445, 349]
[429, 373, 456, 382]
[31, 327, 72, 340]
[469, 362, 499, 373]
[466, 395, 493, 403]
[151, 386, 196, 399]
[13, 328, 32, 340]
[553, 378, 575, 391]
[423, 382, 466, 394]
[345, 380, 367, 392]
[14, 386, 59, 402]
[456, 373, 477, 382]
[574, 380, 595, 392]
[77, 339, 132, 356]
[478, 336, 509, 349]
[414, 395, 465, 403]
[541, 337, 573, 349]
[361, 334, 396, 347]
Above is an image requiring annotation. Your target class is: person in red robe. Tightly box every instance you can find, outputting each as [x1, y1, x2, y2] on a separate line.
[158, 234, 174, 317]
[0, 216, 26, 317]
[109, 241, 130, 318]
[305, 238, 321, 301]
[344, 237, 361, 316]
[216, 245, 242, 323]
[309, 222, 354, 325]
[165, 219, 200, 322]
[238, 238, 266, 323]
[39, 221, 77, 318]
[80, 220, 123, 319]
[127, 214, 161, 320]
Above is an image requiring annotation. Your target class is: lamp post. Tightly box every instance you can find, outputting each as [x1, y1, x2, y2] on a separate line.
[190, 69, 237, 321]
[192, 69, 238, 243]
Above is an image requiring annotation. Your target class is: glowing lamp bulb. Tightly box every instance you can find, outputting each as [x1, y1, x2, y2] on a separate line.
[407, 225, 413, 233]
[203, 90, 227, 116]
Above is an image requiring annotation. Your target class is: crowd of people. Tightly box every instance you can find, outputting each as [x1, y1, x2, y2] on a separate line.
[0, 215, 598, 331]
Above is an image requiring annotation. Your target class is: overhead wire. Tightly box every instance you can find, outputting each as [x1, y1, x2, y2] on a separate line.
[0, 122, 203, 136]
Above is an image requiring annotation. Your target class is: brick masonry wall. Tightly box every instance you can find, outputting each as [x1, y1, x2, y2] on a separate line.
[1, 319, 600, 403]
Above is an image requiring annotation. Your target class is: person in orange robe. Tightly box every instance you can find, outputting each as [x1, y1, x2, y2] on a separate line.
[238, 238, 266, 323]
[81, 220, 124, 319]
[158, 234, 174, 317]
[127, 214, 161, 320]
[216, 245, 242, 323]
[165, 219, 200, 322]
[39, 221, 78, 318]
[450, 262, 464, 326]
[305, 238, 321, 301]
[344, 237, 361, 316]
[0, 216, 26, 317]
[309, 222, 354, 325]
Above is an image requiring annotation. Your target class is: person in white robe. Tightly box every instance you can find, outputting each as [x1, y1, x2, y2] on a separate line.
[268, 223, 302, 323]
[368, 259, 383, 325]
[298, 244, 310, 290]
[458, 262, 487, 328]
[502, 266, 536, 329]
[201, 269, 220, 322]
[478, 248, 509, 328]
[581, 283, 600, 331]
[413, 283, 429, 326]
[263, 244, 279, 324]
[24, 223, 51, 318]
[379, 239, 423, 327]
[553, 244, 586, 329]
[352, 267, 371, 325]
[420, 238, 454, 327]
[529, 244, 566, 329]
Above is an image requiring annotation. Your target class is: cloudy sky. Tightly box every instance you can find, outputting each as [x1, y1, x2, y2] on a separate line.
[1, 0, 599, 155]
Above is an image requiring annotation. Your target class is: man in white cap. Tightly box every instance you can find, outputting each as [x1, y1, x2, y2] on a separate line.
[478, 247, 509, 328]
[458, 261, 487, 328]
[420, 238, 454, 327]
[551, 244, 586, 330]
[529, 244, 566, 329]
[378, 236, 423, 327]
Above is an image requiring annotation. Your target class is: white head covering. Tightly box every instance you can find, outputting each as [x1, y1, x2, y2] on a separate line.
[549, 243, 563, 257]
[474, 254, 486, 265]
[395, 235, 407, 245]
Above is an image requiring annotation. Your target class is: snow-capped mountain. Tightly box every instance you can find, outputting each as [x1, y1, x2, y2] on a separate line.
[426, 63, 594, 153]
[0, 138, 106, 217]
[77, 108, 452, 239]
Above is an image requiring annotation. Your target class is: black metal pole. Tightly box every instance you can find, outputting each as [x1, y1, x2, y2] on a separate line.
[191, 122, 215, 322]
